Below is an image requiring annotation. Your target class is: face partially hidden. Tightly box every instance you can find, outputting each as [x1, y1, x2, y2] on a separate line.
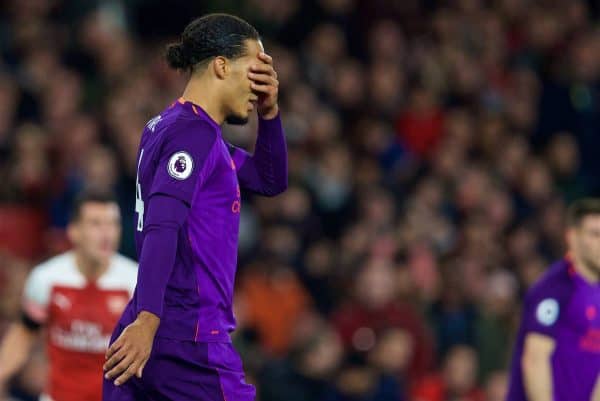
[68, 202, 122, 266]
[569, 215, 600, 276]
[223, 39, 264, 125]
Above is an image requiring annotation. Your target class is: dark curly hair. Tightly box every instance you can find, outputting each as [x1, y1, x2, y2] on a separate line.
[70, 189, 118, 222]
[567, 198, 600, 227]
[166, 13, 259, 72]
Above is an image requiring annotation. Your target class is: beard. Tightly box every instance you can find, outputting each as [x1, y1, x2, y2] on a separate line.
[584, 255, 600, 275]
[225, 113, 249, 125]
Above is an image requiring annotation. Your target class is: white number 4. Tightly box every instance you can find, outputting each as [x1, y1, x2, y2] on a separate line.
[135, 149, 145, 231]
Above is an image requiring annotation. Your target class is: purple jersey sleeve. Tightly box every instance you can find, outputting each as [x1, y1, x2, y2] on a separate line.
[521, 274, 571, 338]
[228, 113, 287, 196]
[150, 119, 218, 205]
[135, 194, 188, 318]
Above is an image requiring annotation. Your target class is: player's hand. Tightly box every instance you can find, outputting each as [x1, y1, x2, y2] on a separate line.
[248, 52, 279, 119]
[103, 312, 160, 386]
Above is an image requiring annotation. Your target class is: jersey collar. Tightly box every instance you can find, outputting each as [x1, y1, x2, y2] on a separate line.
[176, 97, 221, 131]
[564, 253, 599, 287]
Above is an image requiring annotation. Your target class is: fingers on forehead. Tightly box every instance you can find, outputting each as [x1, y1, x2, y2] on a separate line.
[257, 52, 273, 64]
[251, 64, 274, 72]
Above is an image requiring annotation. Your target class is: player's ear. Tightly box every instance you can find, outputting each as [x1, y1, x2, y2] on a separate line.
[67, 222, 79, 245]
[565, 227, 576, 250]
[212, 56, 228, 80]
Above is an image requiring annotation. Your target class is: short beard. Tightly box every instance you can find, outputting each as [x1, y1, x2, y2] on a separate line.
[584, 257, 600, 277]
[225, 114, 249, 125]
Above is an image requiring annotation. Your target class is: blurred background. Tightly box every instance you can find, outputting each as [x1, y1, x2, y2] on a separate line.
[1, 0, 600, 400]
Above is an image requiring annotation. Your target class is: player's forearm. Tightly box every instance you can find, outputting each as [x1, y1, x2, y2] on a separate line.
[237, 113, 287, 196]
[134, 311, 161, 335]
[0, 323, 37, 384]
[592, 376, 600, 401]
[136, 194, 188, 318]
[522, 348, 554, 401]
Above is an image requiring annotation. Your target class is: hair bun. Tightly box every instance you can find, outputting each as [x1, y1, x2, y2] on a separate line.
[166, 43, 187, 69]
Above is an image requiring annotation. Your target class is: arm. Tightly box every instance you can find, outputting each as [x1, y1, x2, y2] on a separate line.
[522, 333, 555, 401]
[0, 320, 39, 388]
[0, 264, 49, 389]
[104, 194, 188, 385]
[592, 375, 600, 401]
[135, 194, 188, 317]
[233, 51, 287, 197]
[230, 113, 288, 196]
[517, 284, 563, 401]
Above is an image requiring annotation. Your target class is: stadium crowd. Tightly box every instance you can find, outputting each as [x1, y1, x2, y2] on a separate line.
[1, 0, 600, 400]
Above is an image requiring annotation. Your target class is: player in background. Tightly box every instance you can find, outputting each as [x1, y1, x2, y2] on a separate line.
[506, 198, 600, 401]
[102, 13, 287, 401]
[0, 190, 137, 401]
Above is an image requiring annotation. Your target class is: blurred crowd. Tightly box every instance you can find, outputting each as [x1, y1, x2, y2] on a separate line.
[1, 0, 600, 400]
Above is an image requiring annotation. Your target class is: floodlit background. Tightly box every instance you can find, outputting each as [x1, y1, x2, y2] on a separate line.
[1, 0, 600, 400]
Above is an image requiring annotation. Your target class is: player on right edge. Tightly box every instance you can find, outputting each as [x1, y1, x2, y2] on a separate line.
[507, 198, 600, 401]
[102, 13, 287, 401]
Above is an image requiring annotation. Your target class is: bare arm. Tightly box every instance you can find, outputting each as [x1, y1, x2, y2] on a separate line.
[522, 333, 555, 401]
[592, 375, 600, 401]
[0, 322, 38, 387]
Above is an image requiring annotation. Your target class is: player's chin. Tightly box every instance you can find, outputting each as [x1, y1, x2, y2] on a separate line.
[94, 246, 115, 263]
[225, 112, 250, 126]
[92, 252, 112, 266]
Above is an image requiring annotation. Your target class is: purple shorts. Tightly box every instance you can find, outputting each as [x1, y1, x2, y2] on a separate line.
[102, 326, 256, 401]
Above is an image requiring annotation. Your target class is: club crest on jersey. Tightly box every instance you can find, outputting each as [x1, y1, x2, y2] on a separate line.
[536, 298, 559, 326]
[52, 292, 72, 310]
[107, 295, 128, 316]
[168, 151, 193, 180]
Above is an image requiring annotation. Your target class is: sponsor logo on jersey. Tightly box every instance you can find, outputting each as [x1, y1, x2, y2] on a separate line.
[107, 295, 128, 316]
[50, 320, 110, 353]
[580, 328, 600, 353]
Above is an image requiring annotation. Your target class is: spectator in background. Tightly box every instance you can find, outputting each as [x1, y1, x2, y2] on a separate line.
[333, 257, 434, 382]
[484, 371, 509, 401]
[428, 260, 479, 359]
[259, 316, 343, 401]
[237, 259, 311, 356]
[331, 353, 406, 401]
[396, 84, 445, 159]
[475, 270, 519, 381]
[413, 345, 484, 401]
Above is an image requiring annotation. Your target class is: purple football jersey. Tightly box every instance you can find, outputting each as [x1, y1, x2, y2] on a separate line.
[120, 98, 247, 342]
[507, 258, 600, 401]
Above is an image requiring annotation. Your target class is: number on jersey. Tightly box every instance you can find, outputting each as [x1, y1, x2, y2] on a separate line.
[135, 149, 144, 231]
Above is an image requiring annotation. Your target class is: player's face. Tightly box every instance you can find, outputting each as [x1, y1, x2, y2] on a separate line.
[68, 202, 122, 266]
[570, 214, 600, 274]
[222, 39, 263, 125]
